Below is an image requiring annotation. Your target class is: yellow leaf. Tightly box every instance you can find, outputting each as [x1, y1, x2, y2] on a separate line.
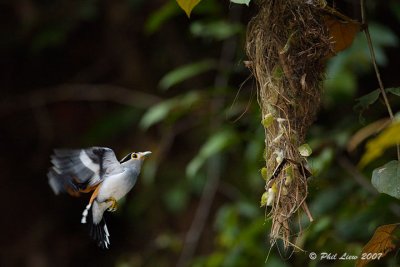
[260, 191, 268, 207]
[176, 0, 201, 18]
[359, 121, 400, 168]
[261, 167, 268, 181]
[261, 113, 274, 128]
[356, 224, 399, 267]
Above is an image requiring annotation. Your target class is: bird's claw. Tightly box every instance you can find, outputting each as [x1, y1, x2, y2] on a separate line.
[105, 197, 118, 212]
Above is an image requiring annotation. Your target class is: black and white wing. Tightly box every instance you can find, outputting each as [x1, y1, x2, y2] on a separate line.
[48, 147, 123, 195]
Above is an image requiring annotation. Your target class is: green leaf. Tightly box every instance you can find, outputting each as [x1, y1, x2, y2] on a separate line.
[139, 99, 178, 130]
[260, 167, 268, 181]
[298, 143, 312, 157]
[368, 23, 399, 66]
[354, 89, 380, 112]
[159, 59, 216, 90]
[260, 191, 268, 207]
[354, 87, 399, 123]
[261, 113, 274, 128]
[387, 87, 400, 96]
[176, 0, 202, 17]
[230, 0, 251, 5]
[354, 89, 380, 123]
[359, 121, 400, 168]
[145, 1, 179, 34]
[369, 23, 399, 47]
[186, 129, 239, 178]
[372, 161, 400, 199]
[140, 91, 201, 129]
[190, 20, 242, 41]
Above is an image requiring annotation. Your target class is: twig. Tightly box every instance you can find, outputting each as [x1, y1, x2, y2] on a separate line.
[301, 202, 314, 222]
[321, 4, 360, 24]
[176, 158, 221, 267]
[338, 156, 377, 195]
[360, 0, 400, 160]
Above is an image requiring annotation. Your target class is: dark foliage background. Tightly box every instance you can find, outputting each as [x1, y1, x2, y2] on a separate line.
[1, 0, 400, 266]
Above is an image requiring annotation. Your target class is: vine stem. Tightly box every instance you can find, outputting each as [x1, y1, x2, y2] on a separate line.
[360, 0, 400, 161]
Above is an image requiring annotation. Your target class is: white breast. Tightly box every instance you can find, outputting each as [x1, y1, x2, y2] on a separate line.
[97, 168, 138, 202]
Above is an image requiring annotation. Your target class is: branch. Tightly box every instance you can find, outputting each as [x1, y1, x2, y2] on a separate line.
[0, 83, 161, 117]
[360, 0, 400, 160]
[176, 158, 221, 267]
[338, 156, 377, 195]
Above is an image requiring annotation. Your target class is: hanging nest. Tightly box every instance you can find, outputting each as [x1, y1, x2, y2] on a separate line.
[246, 0, 333, 249]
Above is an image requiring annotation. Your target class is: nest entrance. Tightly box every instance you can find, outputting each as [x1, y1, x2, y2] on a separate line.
[246, 0, 333, 249]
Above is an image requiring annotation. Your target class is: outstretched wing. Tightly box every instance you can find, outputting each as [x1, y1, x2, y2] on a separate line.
[48, 147, 123, 195]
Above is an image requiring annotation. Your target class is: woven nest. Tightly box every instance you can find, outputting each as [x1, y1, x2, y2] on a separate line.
[246, 0, 333, 249]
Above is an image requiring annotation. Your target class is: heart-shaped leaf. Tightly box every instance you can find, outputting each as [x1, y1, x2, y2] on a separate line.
[371, 160, 400, 199]
[176, 0, 201, 18]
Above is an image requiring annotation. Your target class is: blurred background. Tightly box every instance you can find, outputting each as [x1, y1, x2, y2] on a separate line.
[1, 0, 400, 266]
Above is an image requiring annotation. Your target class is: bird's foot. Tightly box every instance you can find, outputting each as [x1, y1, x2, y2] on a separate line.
[105, 197, 118, 212]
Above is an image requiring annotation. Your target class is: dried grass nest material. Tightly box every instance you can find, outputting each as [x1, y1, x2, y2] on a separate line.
[246, 0, 333, 249]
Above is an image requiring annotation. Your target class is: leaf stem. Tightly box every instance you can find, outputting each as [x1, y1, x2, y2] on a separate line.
[360, 0, 400, 161]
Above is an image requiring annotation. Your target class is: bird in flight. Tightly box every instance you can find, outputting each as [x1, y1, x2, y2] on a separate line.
[48, 147, 151, 249]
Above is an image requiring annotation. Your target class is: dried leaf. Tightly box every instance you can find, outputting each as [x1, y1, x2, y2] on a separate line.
[356, 224, 399, 267]
[324, 13, 360, 56]
[347, 118, 390, 152]
[176, 0, 201, 18]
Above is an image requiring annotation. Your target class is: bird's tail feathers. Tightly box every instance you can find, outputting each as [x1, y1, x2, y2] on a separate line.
[81, 202, 110, 249]
[81, 203, 91, 224]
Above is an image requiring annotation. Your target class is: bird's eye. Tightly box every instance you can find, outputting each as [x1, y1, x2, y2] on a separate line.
[131, 153, 138, 159]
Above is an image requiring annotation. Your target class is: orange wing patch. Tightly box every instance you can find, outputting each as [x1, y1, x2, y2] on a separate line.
[65, 177, 100, 197]
[89, 185, 102, 204]
[66, 186, 81, 197]
[66, 182, 101, 204]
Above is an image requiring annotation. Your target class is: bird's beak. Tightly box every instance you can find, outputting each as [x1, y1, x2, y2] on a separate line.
[140, 151, 152, 158]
